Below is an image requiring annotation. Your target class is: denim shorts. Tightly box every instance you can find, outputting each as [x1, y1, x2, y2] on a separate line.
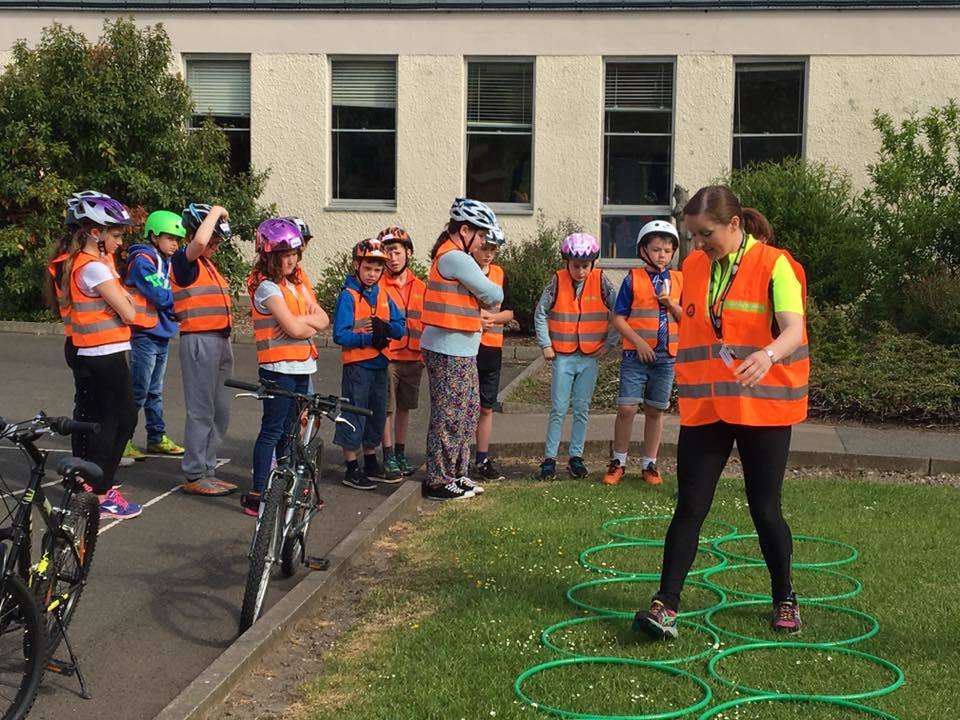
[618, 353, 675, 410]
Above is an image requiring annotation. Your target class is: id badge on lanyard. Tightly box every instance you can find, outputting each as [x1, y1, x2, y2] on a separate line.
[710, 233, 748, 369]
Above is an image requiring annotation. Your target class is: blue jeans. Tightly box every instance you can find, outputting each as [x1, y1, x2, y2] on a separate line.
[252, 368, 310, 493]
[333, 364, 387, 452]
[129, 333, 170, 445]
[545, 353, 600, 460]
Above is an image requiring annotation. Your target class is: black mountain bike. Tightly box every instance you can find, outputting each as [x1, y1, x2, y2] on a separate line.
[0, 412, 102, 719]
[226, 379, 372, 634]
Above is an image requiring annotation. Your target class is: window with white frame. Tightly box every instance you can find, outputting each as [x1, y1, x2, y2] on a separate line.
[186, 57, 251, 174]
[331, 59, 397, 205]
[601, 61, 674, 260]
[733, 62, 805, 169]
[466, 61, 534, 206]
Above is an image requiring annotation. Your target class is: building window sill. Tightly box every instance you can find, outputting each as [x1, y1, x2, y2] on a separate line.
[488, 203, 533, 216]
[325, 200, 397, 213]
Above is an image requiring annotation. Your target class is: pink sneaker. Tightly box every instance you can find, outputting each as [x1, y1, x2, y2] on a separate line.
[772, 599, 802, 633]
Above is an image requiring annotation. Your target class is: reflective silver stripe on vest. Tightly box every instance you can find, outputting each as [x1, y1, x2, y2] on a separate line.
[173, 286, 227, 301]
[73, 299, 110, 312]
[676, 345, 713, 363]
[406, 310, 422, 320]
[677, 344, 810, 365]
[712, 382, 808, 400]
[422, 302, 479, 318]
[177, 306, 231, 320]
[254, 318, 275, 330]
[72, 317, 125, 335]
[677, 382, 713, 399]
[628, 308, 660, 319]
[548, 331, 607, 343]
[548, 311, 609, 323]
[426, 280, 472, 297]
[256, 338, 313, 352]
[408, 329, 422, 339]
[485, 326, 504, 335]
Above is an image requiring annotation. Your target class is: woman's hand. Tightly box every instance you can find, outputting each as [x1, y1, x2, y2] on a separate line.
[735, 349, 773, 387]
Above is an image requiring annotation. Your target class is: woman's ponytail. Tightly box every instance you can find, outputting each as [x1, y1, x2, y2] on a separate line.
[742, 207, 775, 245]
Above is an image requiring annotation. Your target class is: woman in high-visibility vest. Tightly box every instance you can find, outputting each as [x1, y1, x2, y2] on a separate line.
[243, 218, 328, 516]
[57, 192, 143, 520]
[635, 185, 809, 639]
[420, 198, 504, 502]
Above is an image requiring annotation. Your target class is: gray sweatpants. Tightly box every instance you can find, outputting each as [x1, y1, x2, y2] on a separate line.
[179, 333, 234, 480]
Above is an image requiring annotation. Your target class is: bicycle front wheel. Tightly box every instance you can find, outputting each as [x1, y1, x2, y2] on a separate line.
[0, 573, 45, 720]
[238, 473, 287, 634]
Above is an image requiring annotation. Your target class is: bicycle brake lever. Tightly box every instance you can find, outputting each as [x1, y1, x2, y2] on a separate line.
[334, 416, 357, 432]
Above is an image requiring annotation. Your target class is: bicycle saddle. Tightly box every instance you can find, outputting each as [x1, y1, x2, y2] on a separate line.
[57, 457, 104, 485]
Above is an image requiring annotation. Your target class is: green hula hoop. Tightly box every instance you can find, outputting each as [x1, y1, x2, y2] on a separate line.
[712, 533, 859, 569]
[697, 694, 899, 719]
[706, 641, 905, 702]
[541, 615, 721, 665]
[580, 542, 728, 579]
[703, 599, 880, 648]
[702, 563, 862, 602]
[566, 577, 727, 619]
[514, 656, 713, 720]
[602, 516, 739, 546]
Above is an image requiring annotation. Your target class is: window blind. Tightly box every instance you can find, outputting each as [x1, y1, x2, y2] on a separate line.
[186, 59, 250, 117]
[331, 60, 397, 109]
[605, 63, 673, 111]
[467, 62, 534, 128]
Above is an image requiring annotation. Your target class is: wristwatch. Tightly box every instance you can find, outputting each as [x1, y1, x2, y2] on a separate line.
[765, 349, 776, 363]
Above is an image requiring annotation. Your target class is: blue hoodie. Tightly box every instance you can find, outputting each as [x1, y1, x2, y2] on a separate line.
[124, 243, 178, 340]
[332, 274, 405, 370]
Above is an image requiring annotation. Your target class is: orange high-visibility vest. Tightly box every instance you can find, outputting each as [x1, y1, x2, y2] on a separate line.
[126, 250, 159, 331]
[295, 267, 319, 305]
[547, 269, 609, 355]
[480, 264, 506, 349]
[421, 239, 482, 333]
[172, 256, 232, 333]
[675, 245, 809, 427]
[381, 270, 426, 362]
[342, 286, 390, 365]
[250, 276, 319, 365]
[623, 268, 683, 357]
[68, 252, 132, 348]
[47, 253, 72, 338]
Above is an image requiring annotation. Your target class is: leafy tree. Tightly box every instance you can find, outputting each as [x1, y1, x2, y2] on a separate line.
[0, 18, 269, 319]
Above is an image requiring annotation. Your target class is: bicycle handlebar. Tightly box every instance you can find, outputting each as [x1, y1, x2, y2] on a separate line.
[224, 379, 373, 417]
[49, 417, 101, 436]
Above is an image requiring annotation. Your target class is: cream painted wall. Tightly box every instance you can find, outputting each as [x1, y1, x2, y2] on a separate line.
[806, 55, 960, 189]
[674, 54, 734, 193]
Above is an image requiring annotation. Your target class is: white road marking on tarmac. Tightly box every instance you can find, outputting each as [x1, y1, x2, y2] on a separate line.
[0, 478, 62, 500]
[98, 486, 183, 536]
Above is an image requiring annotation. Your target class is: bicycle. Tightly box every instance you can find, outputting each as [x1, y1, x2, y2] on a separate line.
[225, 379, 373, 634]
[0, 412, 102, 718]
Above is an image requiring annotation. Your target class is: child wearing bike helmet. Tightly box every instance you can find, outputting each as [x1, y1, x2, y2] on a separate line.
[122, 210, 188, 463]
[242, 219, 330, 517]
[333, 239, 405, 491]
[534, 233, 619, 480]
[58, 191, 143, 519]
[470, 224, 513, 482]
[604, 220, 683, 488]
[377, 227, 426, 481]
[171, 203, 237, 496]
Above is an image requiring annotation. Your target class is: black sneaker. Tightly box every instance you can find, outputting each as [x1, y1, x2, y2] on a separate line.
[343, 467, 376, 491]
[457, 476, 484, 495]
[476, 458, 505, 481]
[568, 456, 589, 478]
[424, 481, 475, 501]
[539, 458, 557, 480]
[364, 460, 387, 479]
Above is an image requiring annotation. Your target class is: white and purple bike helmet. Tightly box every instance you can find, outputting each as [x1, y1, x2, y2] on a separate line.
[560, 233, 600, 262]
[256, 217, 303, 254]
[65, 191, 132, 229]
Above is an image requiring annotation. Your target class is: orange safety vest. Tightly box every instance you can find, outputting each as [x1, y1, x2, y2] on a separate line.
[47, 253, 72, 338]
[421, 239, 482, 333]
[547, 269, 610, 355]
[68, 252, 132, 348]
[295, 267, 319, 305]
[250, 276, 319, 365]
[623, 268, 683, 357]
[480, 264, 506, 349]
[171, 256, 232, 333]
[342, 286, 390, 365]
[381, 270, 426, 362]
[675, 245, 810, 427]
[126, 250, 159, 331]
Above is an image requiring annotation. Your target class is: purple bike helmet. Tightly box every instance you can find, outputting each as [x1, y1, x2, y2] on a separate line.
[256, 218, 303, 254]
[560, 233, 600, 262]
[65, 192, 132, 228]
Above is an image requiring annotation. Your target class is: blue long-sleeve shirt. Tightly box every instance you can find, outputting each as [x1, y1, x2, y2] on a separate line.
[333, 275, 405, 369]
[534, 270, 620, 351]
[124, 243, 178, 339]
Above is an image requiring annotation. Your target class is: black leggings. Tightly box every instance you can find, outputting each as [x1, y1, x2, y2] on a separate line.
[71, 351, 137, 494]
[655, 422, 794, 610]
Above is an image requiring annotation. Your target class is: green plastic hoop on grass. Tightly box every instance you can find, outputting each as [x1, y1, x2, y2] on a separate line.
[541, 615, 721, 665]
[706, 642, 905, 701]
[712, 533, 859, 569]
[580, 542, 728, 579]
[514, 656, 713, 720]
[703, 599, 880, 648]
[602, 516, 739, 546]
[702, 563, 862, 602]
[697, 694, 899, 719]
[565, 577, 727, 619]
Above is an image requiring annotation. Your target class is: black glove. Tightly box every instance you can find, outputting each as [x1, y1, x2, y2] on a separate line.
[371, 317, 391, 350]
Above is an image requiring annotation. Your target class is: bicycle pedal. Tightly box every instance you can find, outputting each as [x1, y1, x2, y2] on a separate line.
[47, 658, 77, 676]
[305, 556, 330, 571]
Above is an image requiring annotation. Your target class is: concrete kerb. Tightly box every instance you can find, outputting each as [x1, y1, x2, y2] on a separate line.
[153, 480, 422, 720]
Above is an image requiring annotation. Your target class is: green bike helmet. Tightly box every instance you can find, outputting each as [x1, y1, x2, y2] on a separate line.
[143, 210, 186, 241]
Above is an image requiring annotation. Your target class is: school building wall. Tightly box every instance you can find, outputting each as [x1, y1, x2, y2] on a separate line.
[3, 10, 960, 280]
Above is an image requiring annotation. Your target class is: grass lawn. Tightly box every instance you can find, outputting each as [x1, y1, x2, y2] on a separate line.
[301, 473, 959, 719]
